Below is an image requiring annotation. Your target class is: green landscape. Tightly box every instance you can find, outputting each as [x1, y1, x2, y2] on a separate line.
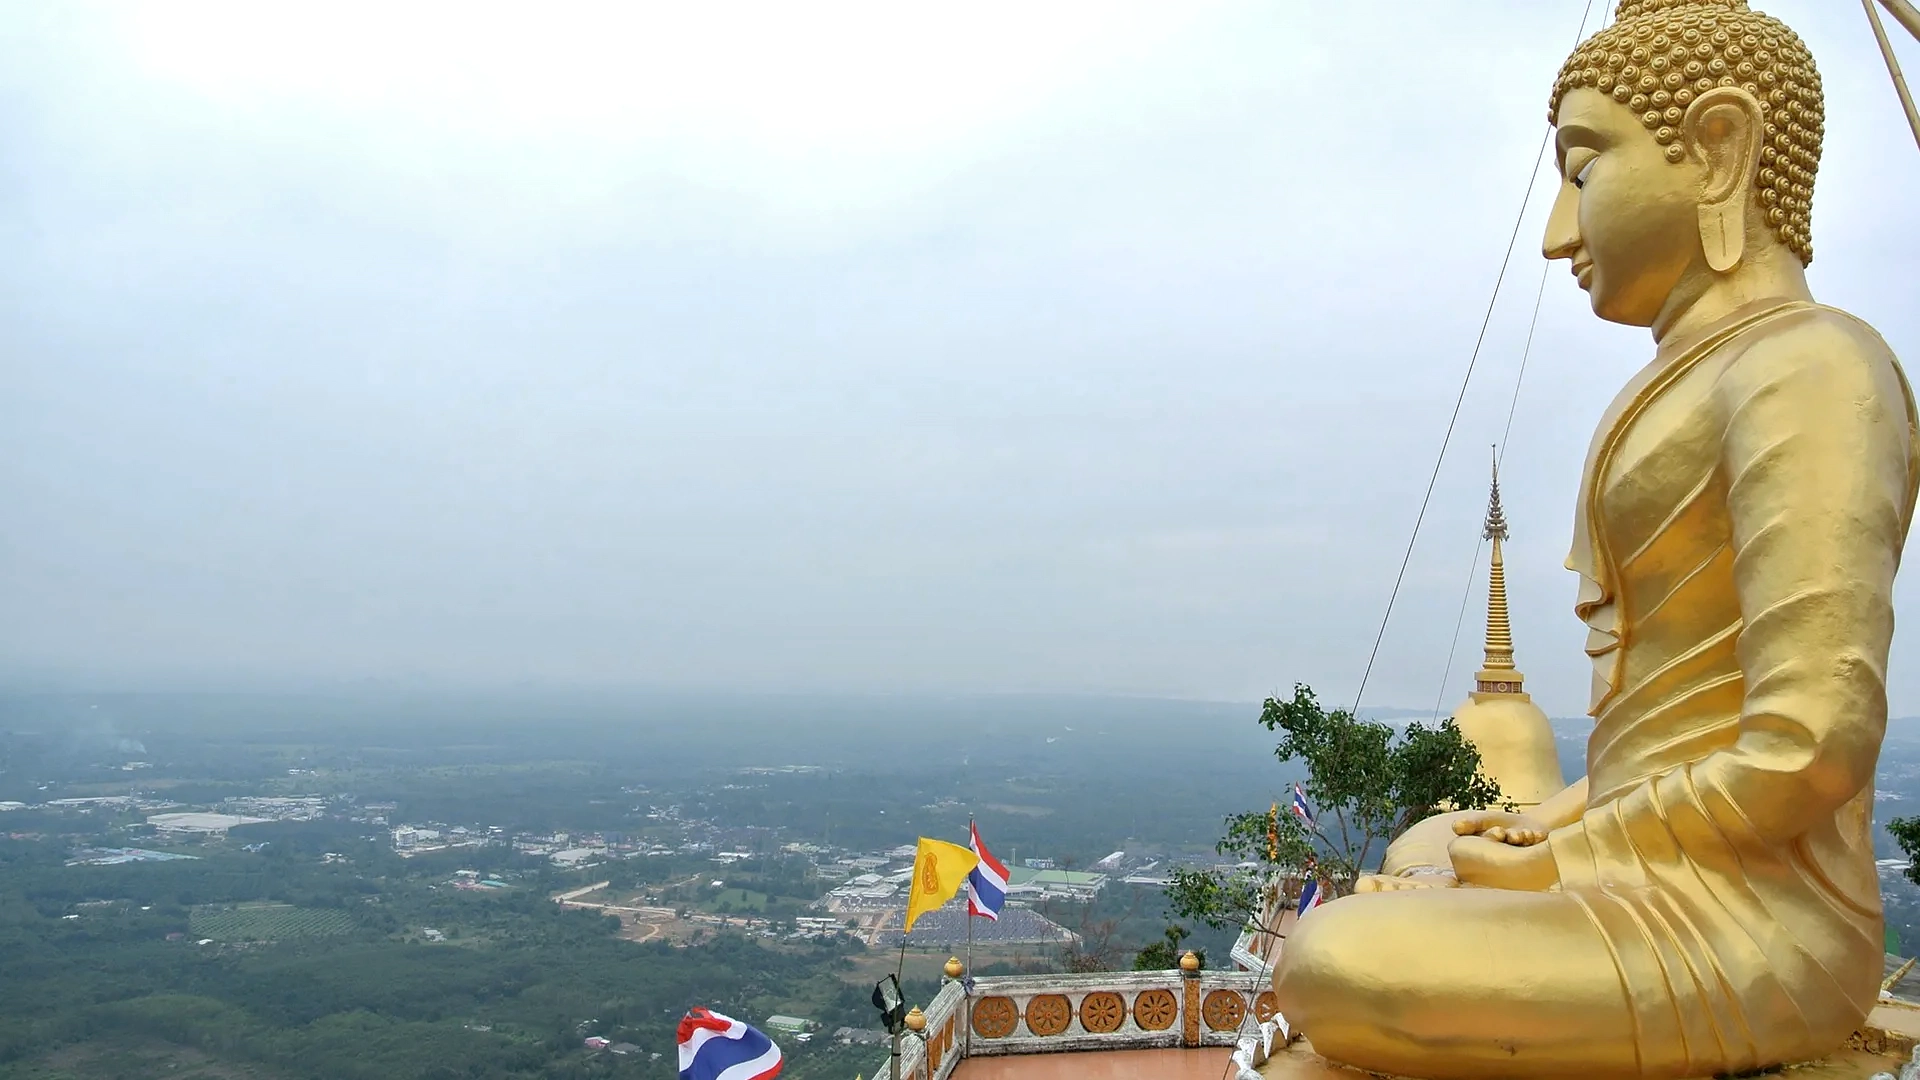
[0, 691, 1283, 1080]
[7, 689, 1920, 1080]
[0, 831, 915, 1080]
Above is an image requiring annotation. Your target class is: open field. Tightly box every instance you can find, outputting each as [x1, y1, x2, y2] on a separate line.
[553, 885, 714, 945]
[709, 887, 768, 912]
[610, 906, 707, 945]
[189, 903, 354, 941]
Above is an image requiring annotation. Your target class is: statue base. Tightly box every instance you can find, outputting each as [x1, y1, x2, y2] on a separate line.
[1257, 1002, 1920, 1079]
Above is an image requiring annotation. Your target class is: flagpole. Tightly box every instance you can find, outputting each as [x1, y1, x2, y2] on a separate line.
[966, 818, 977, 980]
[966, 908, 975, 980]
[894, 846, 912, 1080]
[965, 818, 977, 1060]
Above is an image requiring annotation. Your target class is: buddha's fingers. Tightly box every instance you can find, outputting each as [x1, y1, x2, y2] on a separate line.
[1355, 873, 1457, 893]
[1355, 875, 1409, 893]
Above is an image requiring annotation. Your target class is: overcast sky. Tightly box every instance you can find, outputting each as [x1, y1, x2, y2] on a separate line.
[2, 1, 1916, 717]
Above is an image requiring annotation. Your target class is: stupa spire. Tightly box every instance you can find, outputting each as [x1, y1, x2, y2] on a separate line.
[1478, 450, 1520, 687]
[1443, 450, 1563, 811]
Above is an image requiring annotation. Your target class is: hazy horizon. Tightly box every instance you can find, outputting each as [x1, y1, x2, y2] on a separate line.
[5, 2, 1918, 717]
[7, 683, 1920, 734]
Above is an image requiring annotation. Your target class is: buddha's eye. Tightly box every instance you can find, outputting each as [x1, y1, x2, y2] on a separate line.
[1573, 157, 1597, 189]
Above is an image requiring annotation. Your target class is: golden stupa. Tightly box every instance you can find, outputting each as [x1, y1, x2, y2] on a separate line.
[1446, 458, 1565, 811]
[1271, 0, 1920, 1077]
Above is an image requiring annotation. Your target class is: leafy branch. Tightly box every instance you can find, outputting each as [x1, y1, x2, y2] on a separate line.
[1163, 684, 1506, 937]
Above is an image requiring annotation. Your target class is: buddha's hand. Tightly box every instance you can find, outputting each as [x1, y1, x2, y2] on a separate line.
[1449, 832, 1560, 891]
[1450, 813, 1547, 847]
[1353, 870, 1458, 893]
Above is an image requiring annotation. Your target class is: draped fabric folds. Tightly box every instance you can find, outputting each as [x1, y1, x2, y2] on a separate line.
[1551, 300, 1920, 1074]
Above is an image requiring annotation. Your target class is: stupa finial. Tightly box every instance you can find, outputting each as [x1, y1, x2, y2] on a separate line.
[1480, 449, 1517, 677]
[1483, 448, 1509, 543]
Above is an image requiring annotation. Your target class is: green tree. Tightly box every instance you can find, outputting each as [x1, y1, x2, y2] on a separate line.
[1164, 684, 1505, 935]
[1132, 924, 1200, 970]
[1888, 818, 1920, 887]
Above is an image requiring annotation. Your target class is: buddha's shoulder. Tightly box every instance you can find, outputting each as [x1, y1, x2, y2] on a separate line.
[1713, 303, 1907, 398]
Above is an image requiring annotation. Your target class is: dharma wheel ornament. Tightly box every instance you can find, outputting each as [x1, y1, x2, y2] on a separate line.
[970, 997, 1018, 1039]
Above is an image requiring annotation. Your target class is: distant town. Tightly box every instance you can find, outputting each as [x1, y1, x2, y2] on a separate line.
[6, 756, 1237, 963]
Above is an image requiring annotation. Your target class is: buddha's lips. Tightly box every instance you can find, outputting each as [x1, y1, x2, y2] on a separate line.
[1573, 257, 1594, 289]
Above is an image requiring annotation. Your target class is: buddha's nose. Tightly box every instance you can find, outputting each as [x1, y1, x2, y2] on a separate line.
[1543, 183, 1582, 262]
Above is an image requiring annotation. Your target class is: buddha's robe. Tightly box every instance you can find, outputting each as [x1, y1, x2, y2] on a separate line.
[1274, 300, 1920, 1079]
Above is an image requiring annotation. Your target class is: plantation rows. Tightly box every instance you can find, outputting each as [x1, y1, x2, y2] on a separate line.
[189, 903, 355, 941]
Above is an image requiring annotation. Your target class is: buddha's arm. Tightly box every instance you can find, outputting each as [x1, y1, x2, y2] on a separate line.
[1526, 775, 1591, 830]
[1702, 327, 1914, 839]
[1551, 322, 1915, 881]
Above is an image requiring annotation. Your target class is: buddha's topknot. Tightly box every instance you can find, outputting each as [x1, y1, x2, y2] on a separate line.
[1615, 0, 1749, 17]
[1551, 0, 1823, 264]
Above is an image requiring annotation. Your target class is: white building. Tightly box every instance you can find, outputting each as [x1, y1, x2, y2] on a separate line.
[148, 812, 270, 836]
[392, 826, 441, 850]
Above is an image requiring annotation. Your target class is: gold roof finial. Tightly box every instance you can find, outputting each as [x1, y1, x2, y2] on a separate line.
[1445, 450, 1563, 813]
[1480, 449, 1518, 681]
[1483, 449, 1509, 544]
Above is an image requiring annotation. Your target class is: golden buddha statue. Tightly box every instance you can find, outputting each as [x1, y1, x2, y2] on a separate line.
[1446, 458, 1565, 811]
[1272, 1, 1920, 1076]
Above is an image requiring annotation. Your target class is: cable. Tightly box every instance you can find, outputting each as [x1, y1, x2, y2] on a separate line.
[1345, 125, 1555, 722]
[1421, 0, 1614, 727]
[1431, 526, 1488, 722]
[1350, 0, 1602, 725]
[1499, 263, 1550, 455]
[1426, 0, 1615, 727]
[1229, 6, 1602, 1076]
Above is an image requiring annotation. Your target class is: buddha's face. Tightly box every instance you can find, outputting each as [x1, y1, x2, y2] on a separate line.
[1543, 88, 1703, 327]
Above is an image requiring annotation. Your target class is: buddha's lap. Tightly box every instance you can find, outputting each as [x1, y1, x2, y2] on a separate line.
[1276, 887, 1626, 1013]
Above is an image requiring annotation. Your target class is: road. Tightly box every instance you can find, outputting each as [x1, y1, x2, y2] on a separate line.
[552, 881, 611, 903]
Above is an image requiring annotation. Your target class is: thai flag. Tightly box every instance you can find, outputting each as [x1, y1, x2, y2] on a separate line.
[966, 821, 1008, 921]
[677, 1008, 782, 1080]
[1290, 783, 1314, 827]
[1296, 879, 1324, 918]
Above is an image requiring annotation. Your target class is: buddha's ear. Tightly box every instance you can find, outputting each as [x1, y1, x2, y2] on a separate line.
[1683, 87, 1766, 274]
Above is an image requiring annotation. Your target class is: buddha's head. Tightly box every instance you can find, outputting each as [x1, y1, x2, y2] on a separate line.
[1542, 0, 1823, 327]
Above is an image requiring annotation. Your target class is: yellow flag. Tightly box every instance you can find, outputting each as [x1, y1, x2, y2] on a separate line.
[904, 837, 979, 934]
